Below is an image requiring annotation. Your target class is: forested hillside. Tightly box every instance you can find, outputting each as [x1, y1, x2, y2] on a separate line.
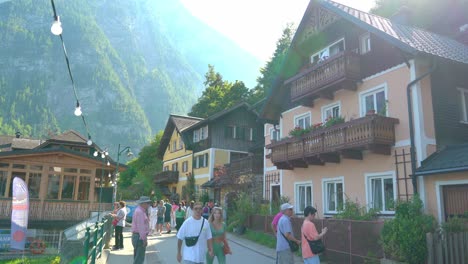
[0, 0, 261, 154]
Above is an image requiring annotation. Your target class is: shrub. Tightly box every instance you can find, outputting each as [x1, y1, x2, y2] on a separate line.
[441, 215, 468, 233]
[227, 192, 254, 231]
[334, 198, 379, 221]
[381, 195, 436, 264]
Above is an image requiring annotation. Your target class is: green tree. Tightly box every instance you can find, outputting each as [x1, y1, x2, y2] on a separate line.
[189, 65, 249, 118]
[185, 173, 196, 202]
[248, 25, 294, 105]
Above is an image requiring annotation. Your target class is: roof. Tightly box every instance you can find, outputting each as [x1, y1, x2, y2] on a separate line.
[414, 144, 468, 176]
[0, 135, 42, 151]
[156, 115, 203, 159]
[49, 130, 88, 143]
[321, 0, 468, 64]
[185, 102, 257, 130]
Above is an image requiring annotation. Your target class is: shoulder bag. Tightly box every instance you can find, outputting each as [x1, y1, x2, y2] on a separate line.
[302, 229, 325, 254]
[185, 219, 205, 247]
[279, 227, 299, 252]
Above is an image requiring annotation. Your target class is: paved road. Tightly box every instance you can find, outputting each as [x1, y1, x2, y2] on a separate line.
[104, 229, 304, 263]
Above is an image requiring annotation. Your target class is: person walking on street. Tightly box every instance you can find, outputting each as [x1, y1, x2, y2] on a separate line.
[271, 211, 283, 237]
[156, 200, 165, 236]
[175, 203, 186, 232]
[176, 202, 214, 263]
[131, 196, 152, 264]
[164, 199, 173, 234]
[149, 201, 158, 236]
[186, 200, 194, 219]
[302, 206, 328, 264]
[202, 202, 210, 219]
[276, 203, 301, 264]
[110, 201, 127, 250]
[206, 207, 231, 264]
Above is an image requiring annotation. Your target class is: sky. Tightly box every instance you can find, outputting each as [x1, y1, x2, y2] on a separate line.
[180, 0, 376, 63]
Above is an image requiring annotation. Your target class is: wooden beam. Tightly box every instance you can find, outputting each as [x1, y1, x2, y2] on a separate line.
[275, 162, 294, 170]
[304, 156, 325, 166]
[369, 144, 391, 155]
[343, 80, 358, 91]
[340, 149, 363, 160]
[319, 91, 334, 100]
[301, 97, 314, 107]
[319, 153, 340, 163]
[289, 159, 308, 168]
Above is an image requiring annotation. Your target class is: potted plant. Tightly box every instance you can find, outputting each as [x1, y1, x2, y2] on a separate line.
[366, 109, 376, 116]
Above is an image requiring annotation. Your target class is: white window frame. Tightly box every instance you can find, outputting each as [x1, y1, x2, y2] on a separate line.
[321, 101, 341, 122]
[359, 32, 371, 54]
[322, 176, 345, 214]
[435, 180, 468, 223]
[294, 112, 312, 129]
[310, 38, 345, 64]
[359, 83, 388, 117]
[295, 181, 313, 214]
[193, 130, 200, 143]
[365, 171, 396, 214]
[457, 87, 468, 123]
[200, 126, 208, 140]
[269, 127, 281, 141]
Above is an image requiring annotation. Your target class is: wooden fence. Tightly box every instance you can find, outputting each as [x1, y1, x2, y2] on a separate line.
[426, 231, 468, 264]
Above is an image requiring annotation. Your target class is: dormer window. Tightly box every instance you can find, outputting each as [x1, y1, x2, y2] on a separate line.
[310, 38, 345, 64]
[359, 33, 371, 54]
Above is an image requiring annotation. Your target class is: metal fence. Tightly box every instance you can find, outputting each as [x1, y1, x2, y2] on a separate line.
[247, 214, 385, 263]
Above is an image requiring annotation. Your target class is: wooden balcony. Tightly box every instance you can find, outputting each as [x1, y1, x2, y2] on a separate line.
[225, 155, 263, 177]
[154, 170, 179, 184]
[0, 199, 112, 221]
[286, 51, 361, 104]
[267, 115, 399, 170]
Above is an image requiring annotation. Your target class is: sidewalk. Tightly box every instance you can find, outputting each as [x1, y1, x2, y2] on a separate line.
[100, 228, 305, 264]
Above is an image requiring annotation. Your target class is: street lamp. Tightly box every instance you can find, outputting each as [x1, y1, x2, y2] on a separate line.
[113, 144, 133, 203]
[95, 149, 109, 221]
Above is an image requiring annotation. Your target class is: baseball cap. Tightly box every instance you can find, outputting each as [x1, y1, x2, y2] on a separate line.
[280, 203, 294, 211]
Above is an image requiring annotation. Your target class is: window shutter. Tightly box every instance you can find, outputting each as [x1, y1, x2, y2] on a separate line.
[204, 153, 209, 167]
[252, 128, 257, 141]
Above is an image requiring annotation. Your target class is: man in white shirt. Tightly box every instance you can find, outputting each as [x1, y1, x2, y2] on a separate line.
[176, 202, 214, 263]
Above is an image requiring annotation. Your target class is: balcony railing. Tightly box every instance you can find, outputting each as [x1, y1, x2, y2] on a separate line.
[225, 155, 263, 177]
[0, 199, 112, 221]
[267, 115, 399, 169]
[154, 170, 179, 184]
[286, 51, 361, 102]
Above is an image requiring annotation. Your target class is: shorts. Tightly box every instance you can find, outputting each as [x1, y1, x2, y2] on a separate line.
[164, 216, 171, 223]
[157, 217, 164, 223]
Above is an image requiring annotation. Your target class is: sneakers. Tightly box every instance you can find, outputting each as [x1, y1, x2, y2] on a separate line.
[111, 246, 120, 251]
[166, 230, 171, 234]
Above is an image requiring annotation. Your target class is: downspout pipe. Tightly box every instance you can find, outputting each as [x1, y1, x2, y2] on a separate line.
[406, 59, 437, 194]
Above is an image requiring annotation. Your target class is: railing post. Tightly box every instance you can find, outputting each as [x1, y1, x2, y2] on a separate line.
[84, 227, 91, 264]
[91, 222, 98, 264]
[99, 219, 106, 255]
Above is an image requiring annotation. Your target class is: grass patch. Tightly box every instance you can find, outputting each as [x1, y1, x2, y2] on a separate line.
[243, 229, 276, 249]
[0, 256, 60, 264]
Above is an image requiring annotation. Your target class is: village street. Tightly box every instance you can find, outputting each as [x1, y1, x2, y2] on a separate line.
[102, 228, 304, 264]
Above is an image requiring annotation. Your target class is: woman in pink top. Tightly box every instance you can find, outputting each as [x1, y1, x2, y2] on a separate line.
[301, 206, 328, 264]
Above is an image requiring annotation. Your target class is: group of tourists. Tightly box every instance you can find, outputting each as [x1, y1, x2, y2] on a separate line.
[273, 203, 328, 264]
[122, 196, 230, 264]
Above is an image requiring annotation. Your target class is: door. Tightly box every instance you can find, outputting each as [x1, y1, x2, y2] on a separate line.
[443, 184, 468, 220]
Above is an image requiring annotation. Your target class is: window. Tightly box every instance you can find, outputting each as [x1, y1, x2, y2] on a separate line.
[0, 171, 7, 197]
[78, 177, 90, 201]
[458, 88, 468, 123]
[193, 130, 200, 143]
[28, 173, 41, 199]
[322, 102, 341, 122]
[182, 161, 188, 172]
[172, 140, 177, 152]
[172, 163, 178, 172]
[47, 174, 60, 199]
[195, 153, 209, 168]
[366, 173, 395, 213]
[270, 127, 281, 141]
[323, 178, 344, 214]
[294, 113, 311, 129]
[179, 139, 184, 150]
[62, 175, 76, 199]
[311, 39, 345, 64]
[295, 183, 312, 214]
[359, 33, 371, 54]
[163, 166, 169, 171]
[200, 126, 208, 140]
[360, 86, 387, 116]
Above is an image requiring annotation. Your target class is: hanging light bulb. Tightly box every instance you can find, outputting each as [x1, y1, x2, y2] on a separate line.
[51, 16, 63, 36]
[107, 160, 110, 166]
[104, 150, 109, 156]
[108, 173, 111, 178]
[111, 182, 115, 187]
[101, 152, 105, 159]
[74, 101, 82, 116]
[87, 139, 92, 146]
[93, 151, 98, 157]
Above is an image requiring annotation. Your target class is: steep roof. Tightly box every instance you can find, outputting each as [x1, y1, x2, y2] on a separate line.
[48, 130, 88, 143]
[321, 0, 468, 64]
[415, 144, 468, 176]
[0, 135, 42, 151]
[156, 115, 203, 159]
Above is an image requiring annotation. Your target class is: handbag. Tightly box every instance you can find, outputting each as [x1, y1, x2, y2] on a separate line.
[185, 219, 205, 247]
[303, 233, 325, 254]
[279, 229, 299, 252]
[223, 238, 232, 255]
[112, 218, 118, 226]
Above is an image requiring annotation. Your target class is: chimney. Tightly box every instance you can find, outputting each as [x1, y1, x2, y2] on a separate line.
[15, 131, 21, 138]
[390, 6, 412, 25]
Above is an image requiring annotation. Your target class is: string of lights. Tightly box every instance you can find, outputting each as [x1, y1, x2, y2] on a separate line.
[50, 0, 93, 146]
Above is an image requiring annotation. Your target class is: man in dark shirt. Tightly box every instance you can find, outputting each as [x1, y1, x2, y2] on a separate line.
[164, 199, 172, 234]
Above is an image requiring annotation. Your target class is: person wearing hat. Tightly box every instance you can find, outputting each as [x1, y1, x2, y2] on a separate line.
[131, 196, 152, 264]
[276, 203, 301, 264]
